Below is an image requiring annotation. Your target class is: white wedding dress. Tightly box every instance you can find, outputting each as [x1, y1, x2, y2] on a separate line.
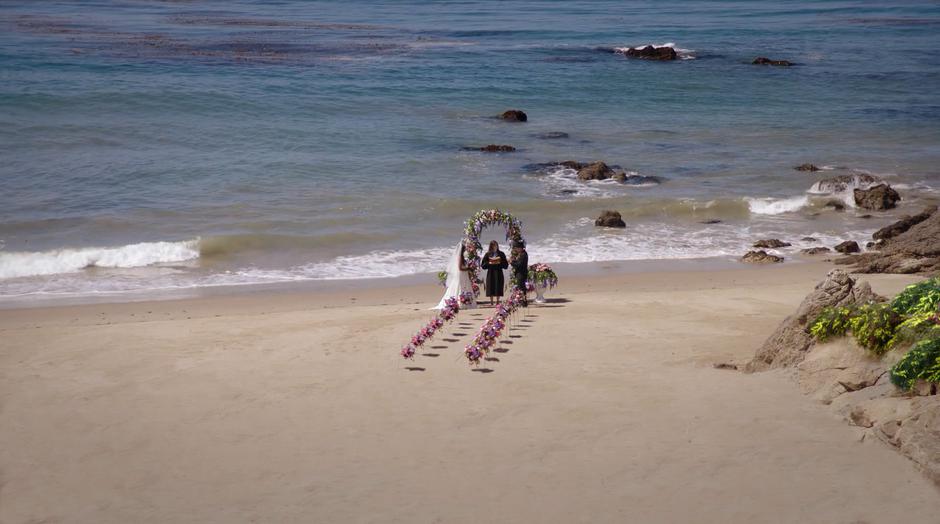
[434, 242, 477, 310]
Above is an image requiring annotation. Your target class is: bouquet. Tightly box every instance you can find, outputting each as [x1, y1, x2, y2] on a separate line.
[528, 263, 558, 289]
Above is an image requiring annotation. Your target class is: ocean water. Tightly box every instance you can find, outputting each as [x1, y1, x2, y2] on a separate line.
[1, 0, 939, 301]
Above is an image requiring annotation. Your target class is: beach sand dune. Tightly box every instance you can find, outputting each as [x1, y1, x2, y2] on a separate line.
[2, 263, 938, 523]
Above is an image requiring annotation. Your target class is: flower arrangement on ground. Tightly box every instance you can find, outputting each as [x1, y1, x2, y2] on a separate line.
[528, 262, 558, 289]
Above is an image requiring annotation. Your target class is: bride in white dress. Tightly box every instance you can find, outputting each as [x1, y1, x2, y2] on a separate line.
[434, 242, 477, 310]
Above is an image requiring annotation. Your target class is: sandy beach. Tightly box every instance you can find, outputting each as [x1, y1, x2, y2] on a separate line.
[2, 262, 939, 523]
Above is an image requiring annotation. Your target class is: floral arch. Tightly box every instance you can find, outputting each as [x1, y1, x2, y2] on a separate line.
[401, 209, 528, 364]
[461, 209, 526, 296]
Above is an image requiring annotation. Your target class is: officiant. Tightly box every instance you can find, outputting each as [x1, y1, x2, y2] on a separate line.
[481, 240, 509, 306]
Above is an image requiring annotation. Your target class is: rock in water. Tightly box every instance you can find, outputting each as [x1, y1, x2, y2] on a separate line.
[753, 239, 791, 249]
[746, 269, 880, 371]
[794, 163, 820, 171]
[623, 45, 677, 60]
[811, 173, 881, 194]
[577, 161, 617, 181]
[873, 206, 937, 240]
[835, 241, 860, 254]
[854, 183, 900, 210]
[741, 250, 784, 264]
[802, 247, 831, 255]
[752, 57, 793, 66]
[478, 144, 516, 152]
[499, 109, 527, 122]
[595, 210, 626, 228]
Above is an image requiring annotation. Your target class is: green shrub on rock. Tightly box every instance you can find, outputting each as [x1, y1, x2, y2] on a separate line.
[890, 311, 940, 349]
[848, 302, 903, 355]
[891, 277, 940, 316]
[889, 338, 940, 391]
[810, 306, 855, 342]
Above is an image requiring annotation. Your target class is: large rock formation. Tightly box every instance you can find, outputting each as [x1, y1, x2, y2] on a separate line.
[498, 109, 527, 122]
[837, 207, 940, 274]
[796, 340, 940, 485]
[744, 270, 940, 484]
[595, 210, 626, 228]
[746, 269, 880, 371]
[854, 183, 900, 210]
[622, 45, 677, 60]
[873, 206, 937, 241]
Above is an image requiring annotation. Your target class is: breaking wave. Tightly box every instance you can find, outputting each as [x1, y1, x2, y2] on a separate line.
[0, 239, 200, 279]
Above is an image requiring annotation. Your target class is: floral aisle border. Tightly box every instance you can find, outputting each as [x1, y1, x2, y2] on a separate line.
[465, 287, 526, 365]
[401, 297, 461, 359]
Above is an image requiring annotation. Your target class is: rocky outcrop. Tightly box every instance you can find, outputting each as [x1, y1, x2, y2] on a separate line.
[531, 160, 663, 186]
[835, 240, 860, 254]
[746, 269, 880, 371]
[622, 45, 677, 60]
[744, 270, 939, 484]
[802, 247, 831, 255]
[795, 163, 820, 171]
[595, 210, 626, 228]
[753, 239, 791, 249]
[753, 57, 793, 66]
[837, 207, 940, 275]
[802, 236, 818, 242]
[795, 339, 940, 485]
[854, 183, 900, 210]
[499, 109, 527, 122]
[873, 207, 937, 241]
[741, 250, 784, 264]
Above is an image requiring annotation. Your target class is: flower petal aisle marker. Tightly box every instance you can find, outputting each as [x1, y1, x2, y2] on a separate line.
[401, 297, 460, 360]
[464, 288, 525, 365]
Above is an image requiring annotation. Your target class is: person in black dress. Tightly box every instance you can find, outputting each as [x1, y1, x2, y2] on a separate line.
[510, 241, 529, 306]
[481, 240, 508, 306]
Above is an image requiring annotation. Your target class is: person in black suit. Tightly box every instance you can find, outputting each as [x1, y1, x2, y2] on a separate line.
[481, 240, 508, 306]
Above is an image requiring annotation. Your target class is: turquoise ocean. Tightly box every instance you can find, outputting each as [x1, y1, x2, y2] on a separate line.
[1, 1, 939, 302]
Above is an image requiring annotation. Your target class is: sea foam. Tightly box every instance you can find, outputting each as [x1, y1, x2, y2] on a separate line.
[0, 239, 200, 279]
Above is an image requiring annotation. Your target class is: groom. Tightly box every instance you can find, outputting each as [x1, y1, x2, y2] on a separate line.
[510, 241, 529, 306]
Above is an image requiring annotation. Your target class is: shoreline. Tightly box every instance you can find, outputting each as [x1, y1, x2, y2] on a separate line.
[0, 254, 813, 310]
